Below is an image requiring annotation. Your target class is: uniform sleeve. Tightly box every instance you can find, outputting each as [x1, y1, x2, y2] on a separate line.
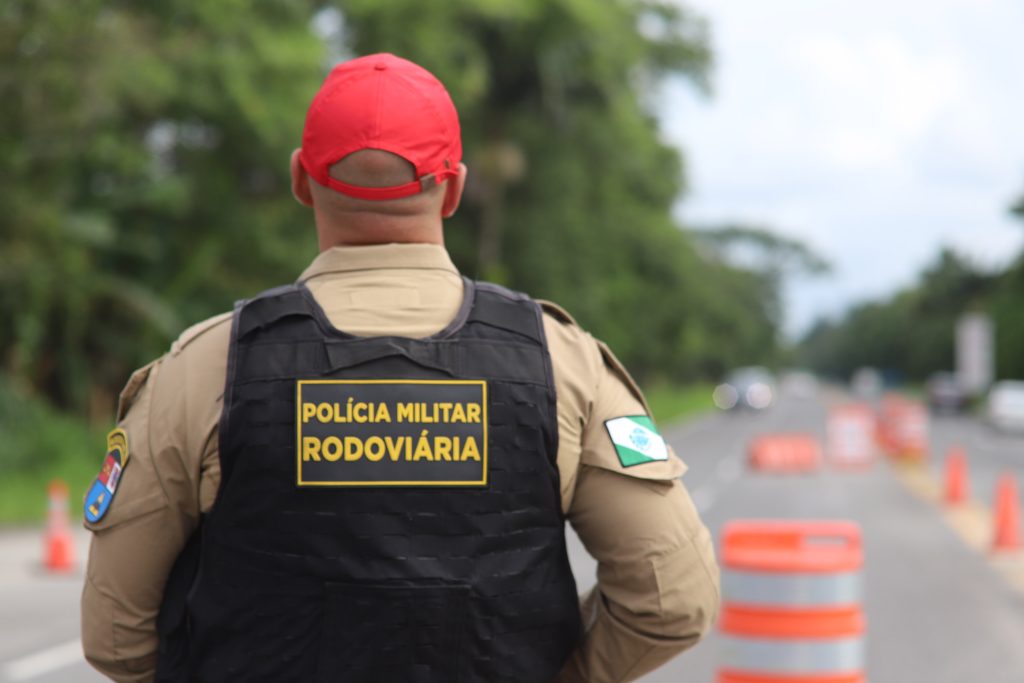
[553, 334, 720, 682]
[81, 315, 228, 682]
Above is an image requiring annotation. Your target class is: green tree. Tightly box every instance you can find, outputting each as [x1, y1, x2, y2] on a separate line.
[2, 0, 795, 420]
[989, 185, 1024, 378]
[1, 0, 324, 415]
[798, 248, 996, 382]
[692, 224, 831, 343]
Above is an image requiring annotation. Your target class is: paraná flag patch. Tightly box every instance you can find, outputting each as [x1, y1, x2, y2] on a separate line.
[84, 428, 129, 524]
[605, 416, 668, 467]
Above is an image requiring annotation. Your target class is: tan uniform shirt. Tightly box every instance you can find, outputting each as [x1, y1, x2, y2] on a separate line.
[82, 243, 719, 683]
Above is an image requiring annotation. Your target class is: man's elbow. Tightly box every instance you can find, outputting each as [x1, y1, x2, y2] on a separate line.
[650, 529, 721, 646]
[81, 640, 121, 683]
[656, 578, 720, 648]
[82, 634, 158, 683]
[82, 577, 117, 676]
[82, 579, 158, 682]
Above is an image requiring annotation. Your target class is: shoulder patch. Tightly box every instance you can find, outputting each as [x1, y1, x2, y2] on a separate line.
[84, 428, 130, 524]
[605, 416, 669, 468]
[537, 299, 579, 327]
[171, 311, 233, 356]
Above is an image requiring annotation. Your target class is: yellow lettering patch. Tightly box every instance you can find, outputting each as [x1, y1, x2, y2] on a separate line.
[295, 380, 488, 487]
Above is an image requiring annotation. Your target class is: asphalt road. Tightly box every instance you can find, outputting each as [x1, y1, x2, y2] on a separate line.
[0, 530, 103, 683]
[566, 390, 1024, 683]
[2, 390, 1023, 682]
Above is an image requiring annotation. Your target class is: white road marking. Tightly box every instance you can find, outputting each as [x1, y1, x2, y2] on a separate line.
[3, 639, 84, 681]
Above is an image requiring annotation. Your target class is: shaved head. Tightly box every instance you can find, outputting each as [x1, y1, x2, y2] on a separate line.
[308, 150, 445, 216]
[330, 149, 418, 188]
[291, 148, 467, 251]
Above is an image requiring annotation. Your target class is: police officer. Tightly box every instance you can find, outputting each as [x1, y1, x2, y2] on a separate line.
[81, 53, 719, 683]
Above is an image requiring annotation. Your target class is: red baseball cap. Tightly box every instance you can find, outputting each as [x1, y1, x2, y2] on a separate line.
[299, 53, 462, 201]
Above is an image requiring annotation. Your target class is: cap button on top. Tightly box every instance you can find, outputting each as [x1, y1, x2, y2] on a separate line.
[374, 62, 387, 70]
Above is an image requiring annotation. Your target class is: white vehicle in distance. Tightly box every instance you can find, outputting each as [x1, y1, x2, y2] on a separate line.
[714, 366, 777, 411]
[987, 380, 1024, 433]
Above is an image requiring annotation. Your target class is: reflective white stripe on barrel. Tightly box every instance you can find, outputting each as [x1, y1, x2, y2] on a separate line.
[723, 570, 861, 607]
[720, 635, 865, 674]
[718, 520, 866, 682]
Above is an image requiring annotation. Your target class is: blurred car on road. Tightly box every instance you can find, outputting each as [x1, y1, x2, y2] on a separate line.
[714, 366, 777, 411]
[987, 380, 1024, 433]
[926, 371, 966, 414]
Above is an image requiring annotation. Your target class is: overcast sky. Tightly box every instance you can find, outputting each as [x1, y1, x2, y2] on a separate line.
[661, 0, 1024, 338]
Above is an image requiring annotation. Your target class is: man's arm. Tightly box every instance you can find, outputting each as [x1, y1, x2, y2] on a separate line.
[543, 307, 720, 682]
[81, 314, 228, 682]
[562, 470, 719, 681]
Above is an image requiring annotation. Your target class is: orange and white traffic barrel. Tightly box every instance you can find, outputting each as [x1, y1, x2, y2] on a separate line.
[718, 520, 865, 683]
[875, 394, 905, 455]
[876, 396, 928, 461]
[888, 401, 928, 462]
[827, 405, 876, 469]
[748, 434, 822, 474]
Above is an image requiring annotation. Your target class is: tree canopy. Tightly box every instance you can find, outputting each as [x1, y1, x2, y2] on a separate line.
[2, 0, 794, 419]
[2, 0, 324, 415]
[798, 243, 1024, 383]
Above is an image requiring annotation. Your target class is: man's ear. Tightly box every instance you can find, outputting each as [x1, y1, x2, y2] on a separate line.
[441, 163, 468, 218]
[291, 149, 314, 207]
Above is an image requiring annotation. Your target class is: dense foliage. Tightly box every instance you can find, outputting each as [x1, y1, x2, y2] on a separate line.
[1, 0, 325, 417]
[799, 237, 1024, 383]
[1, 0, 790, 423]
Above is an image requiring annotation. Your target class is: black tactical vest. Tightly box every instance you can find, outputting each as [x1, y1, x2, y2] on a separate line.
[181, 279, 582, 683]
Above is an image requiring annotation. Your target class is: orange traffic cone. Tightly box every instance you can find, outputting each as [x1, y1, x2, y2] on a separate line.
[993, 474, 1021, 553]
[944, 447, 969, 505]
[44, 480, 76, 572]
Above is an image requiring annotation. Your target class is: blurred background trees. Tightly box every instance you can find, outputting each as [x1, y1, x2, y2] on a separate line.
[1, 0, 325, 417]
[798, 193, 1024, 382]
[2, 0, 799, 423]
[798, 249, 994, 382]
[3, 0, 1020, 432]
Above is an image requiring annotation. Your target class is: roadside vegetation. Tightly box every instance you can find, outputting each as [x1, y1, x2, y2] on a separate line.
[798, 237, 1024, 383]
[646, 383, 716, 426]
[0, 379, 104, 523]
[1, 1, 824, 523]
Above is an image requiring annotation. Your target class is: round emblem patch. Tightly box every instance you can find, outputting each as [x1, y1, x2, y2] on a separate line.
[628, 427, 651, 452]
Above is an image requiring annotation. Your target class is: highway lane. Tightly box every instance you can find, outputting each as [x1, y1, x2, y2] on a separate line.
[0, 530, 103, 683]
[570, 391, 1024, 683]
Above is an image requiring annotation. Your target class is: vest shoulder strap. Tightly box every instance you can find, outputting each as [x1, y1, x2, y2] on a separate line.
[468, 282, 544, 344]
[234, 285, 314, 339]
